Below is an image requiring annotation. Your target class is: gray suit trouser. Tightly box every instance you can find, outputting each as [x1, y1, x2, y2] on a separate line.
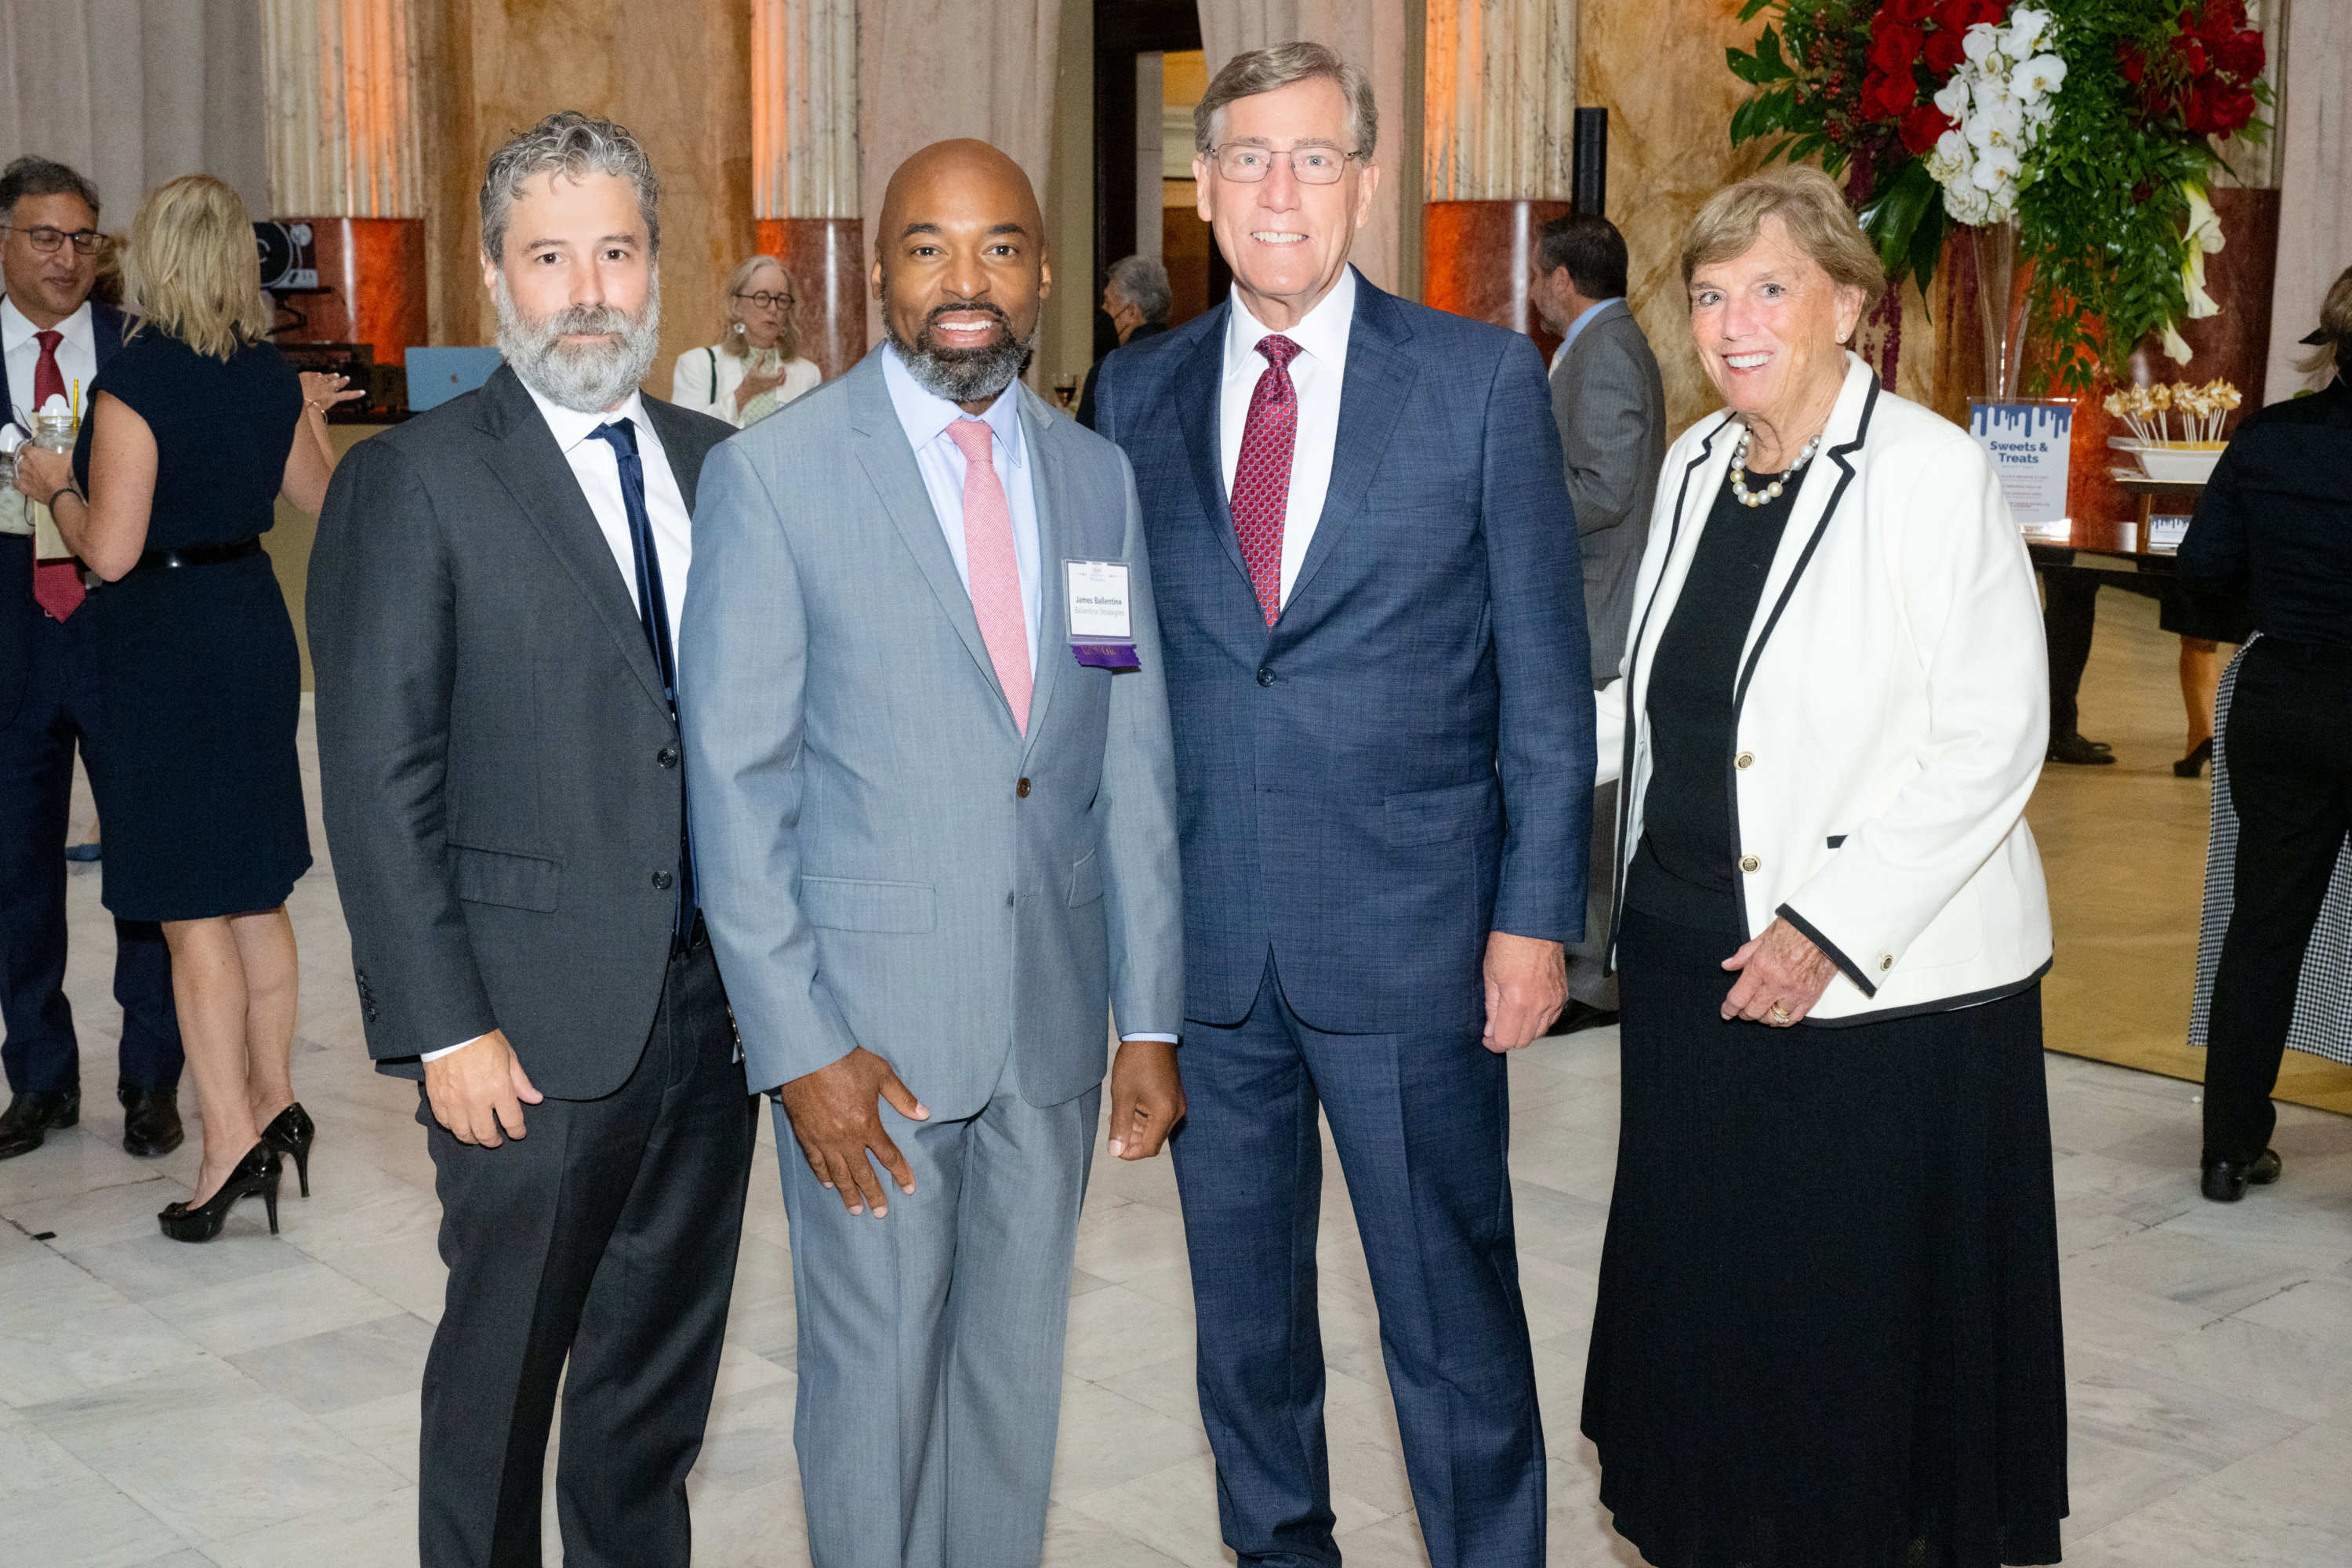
[779, 1065, 1101, 1568]
[1566, 776, 1619, 1010]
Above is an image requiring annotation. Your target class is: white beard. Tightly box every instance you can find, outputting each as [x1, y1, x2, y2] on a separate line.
[495, 272, 662, 413]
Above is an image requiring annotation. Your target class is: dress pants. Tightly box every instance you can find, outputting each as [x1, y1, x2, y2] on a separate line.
[2204, 640, 2352, 1163]
[2038, 561, 2100, 741]
[0, 607, 180, 1095]
[1565, 777, 1619, 1010]
[416, 931, 755, 1568]
[779, 1060, 1100, 1568]
[1171, 957, 1546, 1568]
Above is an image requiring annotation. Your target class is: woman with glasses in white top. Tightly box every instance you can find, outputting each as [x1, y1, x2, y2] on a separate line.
[670, 254, 820, 428]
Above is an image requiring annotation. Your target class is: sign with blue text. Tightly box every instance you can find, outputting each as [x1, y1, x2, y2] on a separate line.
[1969, 400, 2073, 527]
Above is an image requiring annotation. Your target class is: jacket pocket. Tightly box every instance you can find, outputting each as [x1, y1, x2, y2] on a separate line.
[1068, 850, 1105, 908]
[449, 844, 562, 912]
[1382, 778, 1501, 848]
[799, 876, 937, 933]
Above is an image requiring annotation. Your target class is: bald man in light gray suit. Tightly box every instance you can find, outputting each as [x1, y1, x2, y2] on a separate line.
[1537, 213, 1665, 1025]
[679, 140, 1184, 1568]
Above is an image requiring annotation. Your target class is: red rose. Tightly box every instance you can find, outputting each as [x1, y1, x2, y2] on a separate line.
[1926, 27, 1968, 74]
[1860, 69, 1919, 121]
[1955, 0, 2006, 28]
[2175, 37, 2208, 75]
[1868, 24, 1925, 74]
[2214, 29, 2265, 80]
[1884, 0, 1938, 24]
[2181, 76, 2256, 135]
[2118, 42, 2147, 84]
[1898, 103, 1954, 154]
[2198, 0, 2248, 42]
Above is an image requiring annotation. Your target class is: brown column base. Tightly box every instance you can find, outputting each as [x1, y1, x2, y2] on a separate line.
[274, 217, 428, 366]
[1422, 200, 1574, 364]
[757, 217, 867, 381]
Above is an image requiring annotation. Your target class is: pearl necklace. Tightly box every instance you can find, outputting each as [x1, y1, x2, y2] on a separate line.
[1729, 424, 1820, 509]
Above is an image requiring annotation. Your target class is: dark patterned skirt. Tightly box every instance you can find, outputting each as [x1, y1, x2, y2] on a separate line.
[1583, 907, 2068, 1568]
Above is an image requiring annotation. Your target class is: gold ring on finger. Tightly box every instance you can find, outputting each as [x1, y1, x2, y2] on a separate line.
[1769, 1004, 1791, 1025]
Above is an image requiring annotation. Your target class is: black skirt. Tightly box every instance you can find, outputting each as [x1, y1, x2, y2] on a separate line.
[1582, 908, 2068, 1568]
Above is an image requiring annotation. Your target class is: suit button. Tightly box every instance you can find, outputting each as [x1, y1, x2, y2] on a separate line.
[1738, 854, 1761, 873]
[1879, 954, 1893, 971]
[1257, 667, 1276, 687]
[652, 871, 674, 890]
[657, 746, 679, 768]
[1735, 751, 1755, 769]
[1016, 778, 1032, 798]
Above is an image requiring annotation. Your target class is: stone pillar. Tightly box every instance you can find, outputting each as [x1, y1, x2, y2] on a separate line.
[753, 0, 866, 379]
[260, 0, 428, 365]
[1420, 0, 1576, 358]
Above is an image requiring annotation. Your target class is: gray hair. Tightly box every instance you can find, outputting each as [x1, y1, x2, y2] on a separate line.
[0, 155, 101, 221]
[480, 111, 659, 264]
[1194, 42, 1377, 160]
[1105, 254, 1171, 325]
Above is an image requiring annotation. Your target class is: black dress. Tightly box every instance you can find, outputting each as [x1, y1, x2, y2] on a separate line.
[73, 332, 311, 922]
[1584, 471, 2070, 1568]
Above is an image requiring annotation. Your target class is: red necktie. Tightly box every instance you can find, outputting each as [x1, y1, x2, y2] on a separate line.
[1232, 334, 1301, 625]
[28, 329, 86, 622]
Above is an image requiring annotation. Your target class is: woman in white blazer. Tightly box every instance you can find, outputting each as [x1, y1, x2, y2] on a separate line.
[1578, 168, 2067, 1568]
[669, 254, 820, 428]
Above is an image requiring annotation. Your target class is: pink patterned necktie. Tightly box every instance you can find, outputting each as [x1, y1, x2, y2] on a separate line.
[1231, 333, 1302, 625]
[947, 418, 1031, 735]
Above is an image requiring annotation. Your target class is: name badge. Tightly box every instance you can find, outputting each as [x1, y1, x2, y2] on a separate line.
[1065, 558, 1139, 670]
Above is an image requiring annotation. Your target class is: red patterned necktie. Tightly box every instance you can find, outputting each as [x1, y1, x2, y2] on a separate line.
[1232, 333, 1302, 625]
[28, 328, 85, 622]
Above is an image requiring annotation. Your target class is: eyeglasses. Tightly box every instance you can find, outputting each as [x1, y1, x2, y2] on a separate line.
[3, 225, 103, 256]
[733, 291, 794, 310]
[1205, 144, 1360, 184]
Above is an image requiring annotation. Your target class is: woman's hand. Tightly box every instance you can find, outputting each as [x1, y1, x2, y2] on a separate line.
[1721, 916, 1841, 1026]
[299, 372, 364, 416]
[11, 441, 72, 503]
[733, 365, 788, 410]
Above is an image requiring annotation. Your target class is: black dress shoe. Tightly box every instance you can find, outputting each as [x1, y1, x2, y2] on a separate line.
[2048, 733, 2118, 766]
[2201, 1148, 2283, 1203]
[119, 1084, 184, 1158]
[1549, 999, 1622, 1036]
[0, 1088, 82, 1160]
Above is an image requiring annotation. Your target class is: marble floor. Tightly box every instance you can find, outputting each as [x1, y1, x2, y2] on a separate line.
[5, 677, 2351, 1566]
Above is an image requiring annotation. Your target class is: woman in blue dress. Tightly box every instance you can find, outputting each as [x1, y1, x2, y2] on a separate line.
[13, 175, 339, 1241]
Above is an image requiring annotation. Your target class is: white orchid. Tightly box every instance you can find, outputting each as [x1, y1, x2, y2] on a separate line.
[1929, 8, 2063, 227]
[2003, 7, 2052, 56]
[1934, 78, 1972, 118]
[1965, 93, 2026, 151]
[2012, 53, 2067, 100]
[1927, 129, 1971, 183]
[1962, 26, 2000, 65]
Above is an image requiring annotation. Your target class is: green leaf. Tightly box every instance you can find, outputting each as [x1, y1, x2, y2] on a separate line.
[1906, 199, 1947, 301]
[1737, 0, 1777, 20]
[1756, 27, 1788, 76]
[1857, 159, 1940, 282]
[1730, 89, 1793, 146]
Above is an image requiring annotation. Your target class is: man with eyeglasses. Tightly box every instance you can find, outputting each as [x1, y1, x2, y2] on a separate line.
[0, 154, 183, 1164]
[1091, 41, 1589, 1568]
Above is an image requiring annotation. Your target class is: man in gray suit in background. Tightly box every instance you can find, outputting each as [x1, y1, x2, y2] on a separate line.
[681, 139, 1185, 1568]
[1536, 212, 1665, 1029]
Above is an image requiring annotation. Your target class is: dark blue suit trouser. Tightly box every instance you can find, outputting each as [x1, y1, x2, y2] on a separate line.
[0, 608, 180, 1095]
[1169, 956, 1545, 1568]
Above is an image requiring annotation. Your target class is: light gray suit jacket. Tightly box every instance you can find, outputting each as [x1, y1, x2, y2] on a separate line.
[1551, 300, 1667, 684]
[679, 355, 1184, 1117]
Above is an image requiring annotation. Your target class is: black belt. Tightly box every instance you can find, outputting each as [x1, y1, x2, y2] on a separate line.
[132, 537, 262, 573]
[2252, 637, 2352, 668]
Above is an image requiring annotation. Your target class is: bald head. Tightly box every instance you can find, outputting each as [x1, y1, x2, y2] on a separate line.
[873, 139, 1052, 412]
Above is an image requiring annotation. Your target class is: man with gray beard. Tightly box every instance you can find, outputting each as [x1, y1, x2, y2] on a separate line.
[681, 139, 1183, 1567]
[306, 111, 750, 1568]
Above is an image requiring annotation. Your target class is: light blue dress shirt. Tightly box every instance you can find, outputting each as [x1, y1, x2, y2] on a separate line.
[1548, 296, 1624, 376]
[879, 343, 1041, 670]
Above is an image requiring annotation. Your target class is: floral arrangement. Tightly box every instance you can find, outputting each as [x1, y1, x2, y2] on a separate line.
[1728, 0, 2270, 391]
[2103, 378, 2241, 445]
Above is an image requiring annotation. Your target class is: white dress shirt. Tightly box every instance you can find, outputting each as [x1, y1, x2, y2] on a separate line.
[1218, 266, 1356, 611]
[879, 342, 1041, 670]
[2, 296, 98, 542]
[1548, 296, 1624, 376]
[426, 382, 697, 1062]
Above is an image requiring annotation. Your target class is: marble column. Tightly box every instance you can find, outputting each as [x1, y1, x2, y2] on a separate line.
[260, 0, 428, 365]
[2265, 0, 2350, 397]
[1419, 0, 1576, 357]
[753, 0, 864, 379]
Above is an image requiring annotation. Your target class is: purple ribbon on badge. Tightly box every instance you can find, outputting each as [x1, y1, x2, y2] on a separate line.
[1071, 641, 1140, 670]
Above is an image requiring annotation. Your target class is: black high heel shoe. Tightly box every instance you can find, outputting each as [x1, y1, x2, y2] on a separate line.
[261, 1102, 316, 1197]
[2173, 737, 2214, 779]
[158, 1142, 281, 1243]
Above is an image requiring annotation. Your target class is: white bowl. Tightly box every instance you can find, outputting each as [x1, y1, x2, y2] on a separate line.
[2123, 442, 2224, 485]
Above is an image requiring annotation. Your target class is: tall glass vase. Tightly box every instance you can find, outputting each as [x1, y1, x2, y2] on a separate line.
[1971, 220, 2030, 400]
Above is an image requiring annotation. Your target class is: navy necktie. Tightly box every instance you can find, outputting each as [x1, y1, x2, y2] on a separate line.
[589, 418, 693, 938]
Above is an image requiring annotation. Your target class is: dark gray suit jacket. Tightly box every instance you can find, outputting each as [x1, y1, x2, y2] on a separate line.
[307, 365, 735, 1098]
[1550, 300, 1666, 684]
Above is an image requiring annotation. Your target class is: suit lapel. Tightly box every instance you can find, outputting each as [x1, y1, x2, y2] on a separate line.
[1019, 389, 1069, 761]
[474, 368, 670, 714]
[1734, 359, 1881, 700]
[1174, 305, 1251, 590]
[1284, 276, 1416, 615]
[844, 358, 1014, 722]
[639, 394, 713, 514]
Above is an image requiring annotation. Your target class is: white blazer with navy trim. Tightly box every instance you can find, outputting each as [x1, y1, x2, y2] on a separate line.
[1595, 354, 2053, 1024]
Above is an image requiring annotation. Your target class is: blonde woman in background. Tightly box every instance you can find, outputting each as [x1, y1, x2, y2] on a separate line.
[12, 175, 339, 1243]
[670, 254, 819, 426]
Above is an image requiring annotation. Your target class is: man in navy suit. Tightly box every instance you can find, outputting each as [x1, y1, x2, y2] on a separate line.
[1094, 42, 1592, 1568]
[0, 155, 182, 1160]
